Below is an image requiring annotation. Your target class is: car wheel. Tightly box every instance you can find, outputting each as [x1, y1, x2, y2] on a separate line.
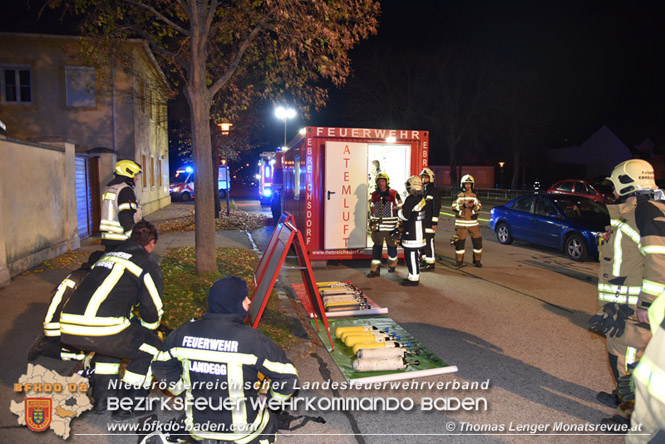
[496, 223, 513, 245]
[181, 191, 192, 202]
[565, 234, 588, 261]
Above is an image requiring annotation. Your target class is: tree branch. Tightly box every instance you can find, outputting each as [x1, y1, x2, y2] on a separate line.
[122, 0, 190, 36]
[208, 16, 268, 97]
[131, 26, 189, 73]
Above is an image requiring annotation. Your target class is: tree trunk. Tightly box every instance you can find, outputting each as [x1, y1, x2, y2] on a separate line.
[213, 142, 221, 219]
[187, 85, 216, 274]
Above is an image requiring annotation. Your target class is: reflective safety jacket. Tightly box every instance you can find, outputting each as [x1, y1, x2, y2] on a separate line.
[100, 177, 141, 243]
[632, 313, 665, 428]
[399, 194, 426, 249]
[152, 312, 299, 443]
[43, 267, 90, 338]
[423, 182, 441, 233]
[369, 188, 402, 232]
[452, 190, 481, 228]
[60, 240, 163, 336]
[598, 195, 665, 312]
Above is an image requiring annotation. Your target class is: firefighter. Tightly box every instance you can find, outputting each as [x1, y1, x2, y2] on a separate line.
[100, 159, 143, 251]
[420, 168, 441, 271]
[587, 159, 665, 427]
[150, 276, 298, 444]
[27, 250, 105, 362]
[398, 176, 427, 286]
[60, 219, 163, 419]
[367, 172, 403, 277]
[452, 174, 483, 267]
[627, 290, 665, 443]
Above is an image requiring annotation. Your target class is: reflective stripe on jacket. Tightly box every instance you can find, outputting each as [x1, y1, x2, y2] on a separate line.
[452, 190, 481, 226]
[100, 182, 139, 241]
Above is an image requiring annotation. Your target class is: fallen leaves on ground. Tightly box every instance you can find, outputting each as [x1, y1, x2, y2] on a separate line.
[161, 247, 300, 348]
[22, 249, 99, 274]
[155, 208, 269, 233]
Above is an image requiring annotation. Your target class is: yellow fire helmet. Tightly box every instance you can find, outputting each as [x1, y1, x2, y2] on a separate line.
[405, 175, 423, 195]
[420, 168, 435, 182]
[375, 172, 390, 188]
[115, 160, 143, 179]
[607, 159, 657, 197]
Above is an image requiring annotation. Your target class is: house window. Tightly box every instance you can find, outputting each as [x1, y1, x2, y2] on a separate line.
[2, 65, 32, 103]
[141, 154, 147, 188]
[139, 78, 145, 113]
[150, 157, 155, 187]
[158, 159, 162, 186]
[65, 66, 96, 107]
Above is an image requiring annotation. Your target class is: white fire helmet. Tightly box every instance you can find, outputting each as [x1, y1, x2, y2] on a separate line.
[607, 159, 657, 197]
[405, 175, 423, 195]
[460, 174, 475, 189]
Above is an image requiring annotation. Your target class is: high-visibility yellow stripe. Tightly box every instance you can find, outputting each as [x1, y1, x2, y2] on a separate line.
[101, 232, 128, 241]
[153, 350, 173, 362]
[105, 256, 143, 277]
[139, 343, 160, 356]
[123, 369, 148, 388]
[431, 217, 439, 222]
[60, 321, 130, 336]
[270, 388, 292, 400]
[473, 249, 482, 253]
[597, 284, 641, 294]
[169, 347, 258, 366]
[641, 245, 665, 255]
[143, 273, 163, 317]
[648, 292, 665, 334]
[633, 355, 665, 405]
[60, 351, 86, 361]
[611, 219, 641, 244]
[102, 192, 117, 200]
[60, 312, 129, 326]
[263, 359, 298, 375]
[597, 294, 639, 305]
[43, 279, 76, 327]
[96, 362, 121, 374]
[84, 265, 125, 317]
[613, 229, 624, 276]
[642, 279, 665, 296]
[456, 249, 465, 254]
[141, 319, 160, 330]
[227, 362, 247, 429]
[626, 347, 637, 373]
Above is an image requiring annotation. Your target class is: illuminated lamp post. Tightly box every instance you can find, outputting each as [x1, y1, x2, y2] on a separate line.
[498, 161, 506, 189]
[217, 122, 233, 216]
[275, 106, 297, 149]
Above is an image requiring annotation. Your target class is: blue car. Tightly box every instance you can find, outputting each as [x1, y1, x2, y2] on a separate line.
[489, 194, 609, 261]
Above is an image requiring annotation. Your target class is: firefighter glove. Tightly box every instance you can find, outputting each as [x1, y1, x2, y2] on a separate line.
[617, 374, 635, 403]
[450, 234, 460, 246]
[589, 303, 617, 334]
[606, 304, 634, 338]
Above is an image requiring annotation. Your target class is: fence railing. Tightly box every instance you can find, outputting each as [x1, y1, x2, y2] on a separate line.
[438, 186, 533, 202]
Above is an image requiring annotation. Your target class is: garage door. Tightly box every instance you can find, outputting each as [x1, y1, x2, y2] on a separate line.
[75, 156, 93, 239]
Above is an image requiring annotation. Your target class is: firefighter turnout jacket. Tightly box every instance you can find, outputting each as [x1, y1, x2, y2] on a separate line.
[60, 240, 163, 337]
[152, 312, 299, 443]
[399, 194, 427, 249]
[369, 189, 402, 232]
[597, 194, 665, 375]
[100, 176, 141, 244]
[423, 182, 441, 234]
[452, 189, 481, 229]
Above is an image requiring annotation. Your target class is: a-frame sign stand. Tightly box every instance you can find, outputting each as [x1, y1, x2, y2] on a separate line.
[248, 213, 334, 350]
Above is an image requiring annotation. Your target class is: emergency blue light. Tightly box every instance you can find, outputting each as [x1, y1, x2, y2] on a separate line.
[263, 188, 272, 197]
[185, 166, 193, 173]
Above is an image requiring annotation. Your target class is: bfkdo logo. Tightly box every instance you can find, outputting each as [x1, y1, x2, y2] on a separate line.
[25, 398, 52, 432]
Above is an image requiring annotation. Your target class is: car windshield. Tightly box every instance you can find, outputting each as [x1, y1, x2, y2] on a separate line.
[551, 196, 608, 219]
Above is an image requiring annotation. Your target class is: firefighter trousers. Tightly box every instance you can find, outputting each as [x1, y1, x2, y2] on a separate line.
[370, 231, 398, 271]
[421, 232, 436, 265]
[62, 321, 162, 409]
[41, 336, 86, 361]
[454, 224, 482, 262]
[606, 321, 651, 379]
[404, 247, 421, 282]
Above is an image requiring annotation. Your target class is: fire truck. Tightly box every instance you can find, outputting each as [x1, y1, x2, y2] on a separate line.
[258, 152, 276, 205]
[169, 164, 230, 201]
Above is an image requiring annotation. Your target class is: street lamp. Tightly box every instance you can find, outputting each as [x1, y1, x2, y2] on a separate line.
[498, 161, 506, 189]
[275, 106, 297, 149]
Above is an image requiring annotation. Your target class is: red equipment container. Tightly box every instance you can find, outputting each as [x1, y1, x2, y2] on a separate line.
[281, 126, 430, 261]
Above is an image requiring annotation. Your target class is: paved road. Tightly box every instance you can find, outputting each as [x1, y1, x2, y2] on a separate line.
[0, 196, 625, 443]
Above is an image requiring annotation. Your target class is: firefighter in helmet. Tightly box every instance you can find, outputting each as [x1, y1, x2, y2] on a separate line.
[367, 172, 403, 277]
[452, 174, 482, 267]
[100, 159, 143, 251]
[420, 168, 441, 271]
[588, 159, 665, 428]
[398, 176, 427, 286]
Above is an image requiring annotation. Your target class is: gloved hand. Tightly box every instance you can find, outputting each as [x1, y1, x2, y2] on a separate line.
[617, 374, 635, 403]
[589, 303, 617, 334]
[607, 304, 635, 338]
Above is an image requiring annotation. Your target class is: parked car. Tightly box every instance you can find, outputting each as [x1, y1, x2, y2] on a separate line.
[546, 179, 614, 204]
[489, 194, 609, 261]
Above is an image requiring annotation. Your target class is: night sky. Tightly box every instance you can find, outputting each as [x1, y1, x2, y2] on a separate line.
[3, 1, 665, 173]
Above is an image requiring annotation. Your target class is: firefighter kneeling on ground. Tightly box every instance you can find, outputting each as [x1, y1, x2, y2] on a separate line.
[60, 219, 163, 420]
[146, 276, 299, 444]
[588, 159, 665, 429]
[452, 174, 483, 268]
[398, 176, 427, 287]
[100, 159, 143, 252]
[367, 173, 403, 277]
[27, 250, 104, 363]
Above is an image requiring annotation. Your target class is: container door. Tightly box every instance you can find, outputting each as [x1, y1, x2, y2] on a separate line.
[324, 141, 368, 249]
